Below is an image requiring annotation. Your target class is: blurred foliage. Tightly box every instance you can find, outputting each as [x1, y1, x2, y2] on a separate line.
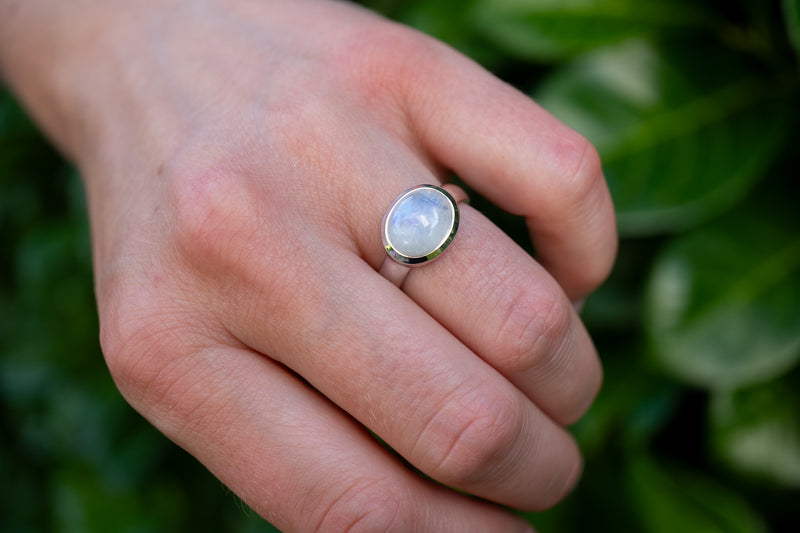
[1, 0, 799, 531]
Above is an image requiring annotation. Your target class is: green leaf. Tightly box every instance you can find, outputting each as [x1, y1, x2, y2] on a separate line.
[53, 464, 184, 533]
[470, 0, 715, 61]
[784, 0, 800, 61]
[645, 203, 800, 389]
[627, 454, 768, 533]
[362, 0, 504, 68]
[535, 39, 797, 236]
[711, 376, 800, 487]
[571, 343, 680, 454]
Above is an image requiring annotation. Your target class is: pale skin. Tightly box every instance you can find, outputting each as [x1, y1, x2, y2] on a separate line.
[0, 0, 618, 531]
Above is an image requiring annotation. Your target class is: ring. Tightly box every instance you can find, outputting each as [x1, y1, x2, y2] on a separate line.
[379, 184, 468, 287]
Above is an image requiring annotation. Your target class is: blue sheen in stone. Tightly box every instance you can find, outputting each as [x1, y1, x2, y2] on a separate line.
[386, 187, 454, 258]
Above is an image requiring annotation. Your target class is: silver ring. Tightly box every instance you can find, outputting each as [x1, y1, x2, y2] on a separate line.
[379, 184, 467, 286]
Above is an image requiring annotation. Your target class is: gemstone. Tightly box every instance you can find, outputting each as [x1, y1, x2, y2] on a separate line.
[384, 186, 457, 262]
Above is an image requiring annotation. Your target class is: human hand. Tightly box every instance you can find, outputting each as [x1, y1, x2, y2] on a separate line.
[0, 0, 617, 530]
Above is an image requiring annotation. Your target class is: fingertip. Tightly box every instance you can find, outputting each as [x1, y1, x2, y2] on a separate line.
[538, 430, 583, 511]
[564, 448, 584, 496]
[528, 138, 617, 300]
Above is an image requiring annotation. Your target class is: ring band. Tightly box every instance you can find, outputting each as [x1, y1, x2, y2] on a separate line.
[379, 184, 468, 287]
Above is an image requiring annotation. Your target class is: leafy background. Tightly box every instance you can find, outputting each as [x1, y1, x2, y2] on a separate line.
[1, 0, 799, 531]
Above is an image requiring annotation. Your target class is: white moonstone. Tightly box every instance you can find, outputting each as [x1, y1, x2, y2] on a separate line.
[386, 187, 454, 258]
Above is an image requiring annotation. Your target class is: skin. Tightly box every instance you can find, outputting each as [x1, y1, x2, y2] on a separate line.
[0, 0, 618, 531]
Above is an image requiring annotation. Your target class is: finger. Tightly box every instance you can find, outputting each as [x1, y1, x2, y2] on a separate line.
[162, 135, 582, 510]
[393, 34, 617, 300]
[403, 205, 602, 425]
[105, 336, 534, 532]
[214, 244, 581, 511]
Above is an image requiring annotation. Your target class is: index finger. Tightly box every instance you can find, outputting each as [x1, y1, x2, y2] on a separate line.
[395, 32, 618, 300]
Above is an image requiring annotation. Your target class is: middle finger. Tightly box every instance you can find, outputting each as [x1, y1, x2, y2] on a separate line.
[217, 240, 582, 511]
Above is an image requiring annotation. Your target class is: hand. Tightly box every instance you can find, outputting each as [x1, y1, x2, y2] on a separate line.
[0, 0, 617, 531]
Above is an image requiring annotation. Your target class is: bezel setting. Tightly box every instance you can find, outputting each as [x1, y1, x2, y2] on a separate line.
[381, 184, 460, 266]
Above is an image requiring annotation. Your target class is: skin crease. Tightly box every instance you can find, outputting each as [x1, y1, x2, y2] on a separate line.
[0, 0, 618, 532]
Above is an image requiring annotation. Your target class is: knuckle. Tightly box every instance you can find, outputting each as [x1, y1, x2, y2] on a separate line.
[498, 284, 571, 377]
[314, 479, 406, 533]
[99, 286, 193, 408]
[557, 133, 603, 204]
[164, 155, 317, 318]
[168, 161, 259, 273]
[424, 386, 525, 487]
[101, 298, 224, 435]
[335, 21, 446, 110]
[100, 307, 169, 400]
[99, 280, 247, 440]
